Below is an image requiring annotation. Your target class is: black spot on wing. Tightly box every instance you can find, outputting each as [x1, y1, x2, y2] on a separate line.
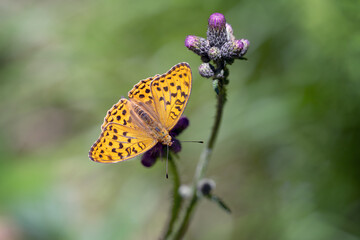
[175, 99, 185, 105]
[138, 143, 144, 150]
[125, 147, 131, 156]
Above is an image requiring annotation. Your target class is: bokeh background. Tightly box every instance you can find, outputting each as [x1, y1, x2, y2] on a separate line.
[1, 0, 359, 239]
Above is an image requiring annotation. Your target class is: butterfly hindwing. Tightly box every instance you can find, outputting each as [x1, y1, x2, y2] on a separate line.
[150, 63, 192, 130]
[89, 123, 157, 163]
[90, 98, 157, 163]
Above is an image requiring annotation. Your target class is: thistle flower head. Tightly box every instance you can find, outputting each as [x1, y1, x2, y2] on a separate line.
[234, 39, 244, 51]
[170, 117, 189, 137]
[221, 39, 245, 60]
[199, 63, 215, 78]
[185, 35, 210, 57]
[208, 47, 221, 61]
[184, 12, 249, 83]
[207, 13, 227, 48]
[208, 13, 226, 30]
[197, 178, 216, 196]
[141, 116, 189, 167]
[184, 35, 199, 49]
[239, 38, 250, 56]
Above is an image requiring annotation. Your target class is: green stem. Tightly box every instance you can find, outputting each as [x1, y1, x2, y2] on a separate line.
[162, 155, 183, 239]
[196, 82, 226, 180]
[173, 69, 228, 239]
[173, 193, 198, 240]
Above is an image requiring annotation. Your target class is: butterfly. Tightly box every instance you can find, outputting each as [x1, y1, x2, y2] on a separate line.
[89, 62, 192, 163]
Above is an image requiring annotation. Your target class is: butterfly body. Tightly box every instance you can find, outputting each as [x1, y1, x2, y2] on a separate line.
[129, 101, 173, 146]
[89, 63, 191, 163]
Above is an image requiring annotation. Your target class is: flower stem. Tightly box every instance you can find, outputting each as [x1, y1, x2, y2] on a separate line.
[173, 66, 228, 239]
[162, 155, 183, 239]
[173, 193, 198, 240]
[196, 76, 227, 180]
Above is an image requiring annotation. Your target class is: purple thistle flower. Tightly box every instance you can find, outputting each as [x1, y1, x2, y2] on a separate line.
[141, 116, 190, 167]
[141, 143, 162, 167]
[170, 117, 189, 137]
[208, 13, 226, 30]
[170, 138, 182, 153]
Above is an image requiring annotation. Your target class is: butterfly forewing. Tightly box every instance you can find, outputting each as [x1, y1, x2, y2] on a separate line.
[150, 63, 192, 130]
[101, 98, 140, 131]
[128, 74, 161, 113]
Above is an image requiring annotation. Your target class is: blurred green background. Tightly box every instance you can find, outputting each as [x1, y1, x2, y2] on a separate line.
[1, 0, 360, 239]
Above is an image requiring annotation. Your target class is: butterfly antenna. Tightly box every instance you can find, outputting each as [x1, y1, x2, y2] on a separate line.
[166, 145, 169, 179]
[180, 140, 204, 144]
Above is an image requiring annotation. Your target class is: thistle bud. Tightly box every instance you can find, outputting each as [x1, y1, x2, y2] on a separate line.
[208, 13, 226, 30]
[199, 63, 215, 78]
[185, 35, 210, 57]
[239, 38, 250, 56]
[207, 13, 227, 48]
[197, 178, 216, 196]
[208, 46, 221, 61]
[226, 23, 235, 41]
[221, 39, 244, 59]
